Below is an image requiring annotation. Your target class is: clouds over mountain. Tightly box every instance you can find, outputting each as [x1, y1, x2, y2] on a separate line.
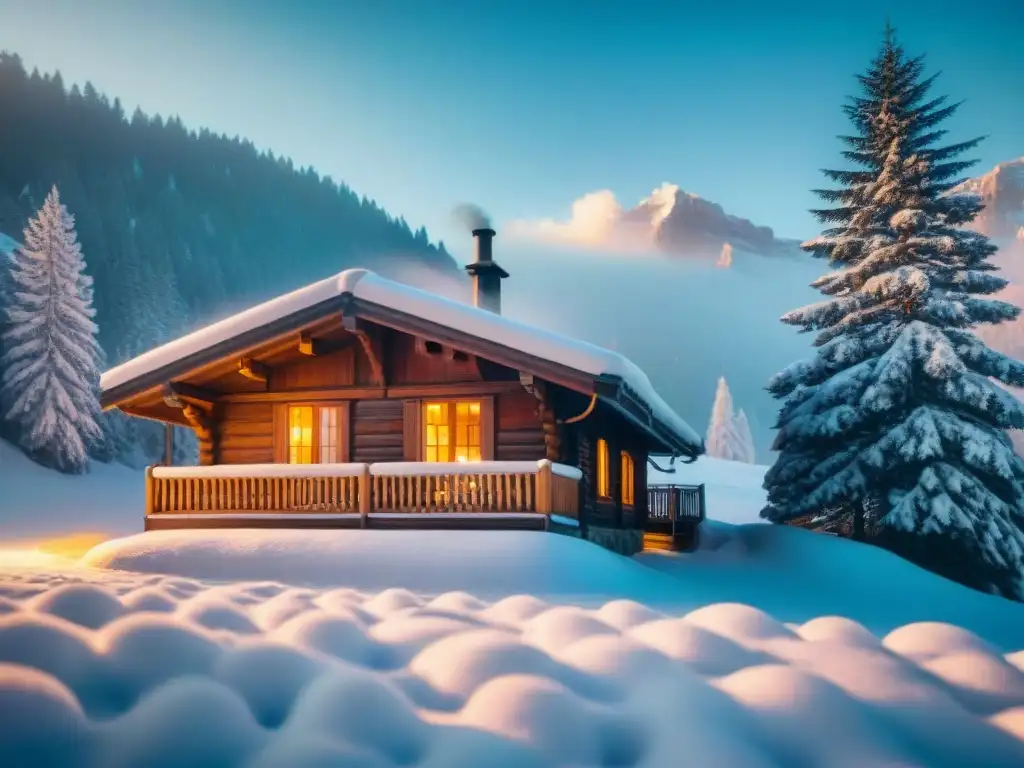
[957, 157, 1024, 456]
[507, 183, 799, 261]
[960, 158, 1024, 363]
[954, 157, 1024, 242]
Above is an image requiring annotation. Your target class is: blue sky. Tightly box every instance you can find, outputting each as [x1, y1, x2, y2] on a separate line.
[1, 0, 1021, 257]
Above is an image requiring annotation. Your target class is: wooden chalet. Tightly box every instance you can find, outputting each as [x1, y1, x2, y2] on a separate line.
[100, 228, 706, 554]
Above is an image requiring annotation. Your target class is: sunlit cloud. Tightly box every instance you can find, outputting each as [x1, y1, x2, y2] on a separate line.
[506, 186, 676, 254]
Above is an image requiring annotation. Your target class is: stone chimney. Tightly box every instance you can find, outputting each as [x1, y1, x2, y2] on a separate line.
[465, 227, 509, 314]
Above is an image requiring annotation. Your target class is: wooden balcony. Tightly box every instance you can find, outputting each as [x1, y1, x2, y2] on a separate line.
[643, 483, 706, 551]
[144, 460, 581, 531]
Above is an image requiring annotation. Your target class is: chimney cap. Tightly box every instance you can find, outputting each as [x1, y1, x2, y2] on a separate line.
[471, 227, 496, 238]
[464, 261, 509, 278]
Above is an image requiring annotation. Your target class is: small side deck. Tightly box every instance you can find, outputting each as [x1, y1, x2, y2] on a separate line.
[643, 483, 706, 551]
[144, 460, 581, 532]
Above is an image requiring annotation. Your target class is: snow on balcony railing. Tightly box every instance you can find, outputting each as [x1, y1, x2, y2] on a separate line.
[369, 460, 582, 480]
[145, 461, 581, 521]
[151, 464, 368, 479]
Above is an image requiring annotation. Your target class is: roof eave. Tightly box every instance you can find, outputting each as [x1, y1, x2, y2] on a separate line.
[99, 293, 353, 409]
[594, 375, 703, 458]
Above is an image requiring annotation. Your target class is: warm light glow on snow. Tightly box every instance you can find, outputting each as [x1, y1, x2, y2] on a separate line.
[0, 533, 110, 569]
[0, 548, 68, 568]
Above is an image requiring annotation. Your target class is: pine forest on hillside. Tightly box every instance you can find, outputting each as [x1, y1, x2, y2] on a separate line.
[0, 53, 457, 366]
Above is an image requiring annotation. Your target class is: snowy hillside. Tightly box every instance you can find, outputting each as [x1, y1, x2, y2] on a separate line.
[0, 438, 143, 540]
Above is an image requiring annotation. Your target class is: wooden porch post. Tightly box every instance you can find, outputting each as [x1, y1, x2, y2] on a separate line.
[162, 424, 174, 466]
[144, 465, 155, 517]
[359, 464, 371, 527]
[536, 460, 553, 516]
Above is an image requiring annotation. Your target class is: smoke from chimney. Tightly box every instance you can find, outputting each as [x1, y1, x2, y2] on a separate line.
[452, 203, 492, 232]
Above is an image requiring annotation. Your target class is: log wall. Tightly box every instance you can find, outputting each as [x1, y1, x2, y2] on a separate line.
[496, 389, 546, 461]
[568, 402, 649, 532]
[217, 402, 274, 464]
[352, 400, 404, 463]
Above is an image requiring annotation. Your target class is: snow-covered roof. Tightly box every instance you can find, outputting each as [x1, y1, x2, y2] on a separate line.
[100, 269, 702, 454]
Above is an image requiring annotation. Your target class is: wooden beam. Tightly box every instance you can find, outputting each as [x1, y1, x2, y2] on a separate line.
[296, 333, 358, 357]
[218, 380, 522, 404]
[298, 333, 321, 357]
[182, 404, 217, 465]
[120, 405, 192, 428]
[223, 386, 386, 404]
[238, 357, 269, 383]
[163, 381, 219, 407]
[343, 316, 385, 387]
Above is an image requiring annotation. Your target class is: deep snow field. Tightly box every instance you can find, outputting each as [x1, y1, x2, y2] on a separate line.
[2, 450, 1024, 766]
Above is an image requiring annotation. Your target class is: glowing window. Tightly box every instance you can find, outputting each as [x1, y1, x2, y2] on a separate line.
[596, 438, 610, 499]
[319, 407, 340, 463]
[423, 400, 481, 462]
[621, 451, 635, 506]
[288, 406, 314, 464]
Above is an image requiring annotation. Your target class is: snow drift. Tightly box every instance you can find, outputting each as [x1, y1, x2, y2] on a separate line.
[83, 530, 685, 608]
[1, 557, 1024, 767]
[82, 522, 1024, 648]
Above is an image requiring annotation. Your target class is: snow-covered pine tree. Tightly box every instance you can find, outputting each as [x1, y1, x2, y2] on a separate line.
[762, 28, 1024, 598]
[0, 186, 104, 473]
[707, 377, 749, 462]
[734, 408, 756, 464]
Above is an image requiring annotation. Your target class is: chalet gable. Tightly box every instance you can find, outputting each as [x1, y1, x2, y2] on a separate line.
[99, 269, 703, 457]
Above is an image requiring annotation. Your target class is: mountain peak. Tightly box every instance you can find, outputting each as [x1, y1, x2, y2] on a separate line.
[952, 156, 1024, 239]
[508, 183, 798, 262]
[641, 184, 790, 258]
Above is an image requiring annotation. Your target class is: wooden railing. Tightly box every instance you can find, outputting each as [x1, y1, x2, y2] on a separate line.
[646, 483, 706, 534]
[146, 460, 581, 524]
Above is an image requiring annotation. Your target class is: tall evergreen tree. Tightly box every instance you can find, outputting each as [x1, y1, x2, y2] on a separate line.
[0, 186, 103, 473]
[762, 28, 1024, 597]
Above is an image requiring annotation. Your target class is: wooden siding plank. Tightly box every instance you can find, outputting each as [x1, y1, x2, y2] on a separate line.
[402, 399, 421, 461]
